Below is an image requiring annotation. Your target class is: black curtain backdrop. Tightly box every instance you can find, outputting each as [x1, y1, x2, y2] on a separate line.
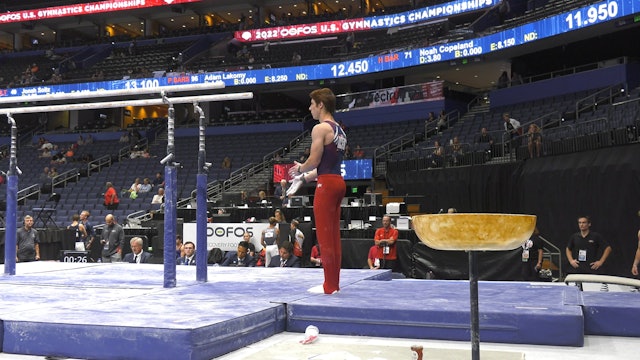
[388, 143, 640, 278]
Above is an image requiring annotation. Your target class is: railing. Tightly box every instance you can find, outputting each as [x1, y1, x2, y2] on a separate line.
[118, 137, 149, 160]
[87, 154, 112, 175]
[222, 162, 263, 194]
[17, 184, 40, 203]
[575, 83, 626, 120]
[51, 168, 80, 189]
[374, 132, 418, 163]
[425, 109, 461, 138]
[526, 57, 627, 85]
[539, 235, 562, 281]
[467, 95, 487, 113]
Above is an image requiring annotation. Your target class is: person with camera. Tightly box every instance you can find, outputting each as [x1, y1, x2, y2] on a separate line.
[373, 215, 399, 270]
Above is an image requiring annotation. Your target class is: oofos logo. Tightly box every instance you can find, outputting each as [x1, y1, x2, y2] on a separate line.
[209, 226, 253, 238]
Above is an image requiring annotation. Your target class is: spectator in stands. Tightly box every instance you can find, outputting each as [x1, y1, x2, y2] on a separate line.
[221, 241, 255, 267]
[498, 0, 511, 25]
[299, 147, 311, 162]
[268, 240, 301, 267]
[128, 178, 141, 195]
[237, 45, 249, 60]
[289, 219, 305, 259]
[17, 215, 40, 262]
[511, 71, 523, 86]
[40, 138, 53, 150]
[49, 167, 58, 178]
[291, 51, 301, 65]
[345, 32, 355, 53]
[522, 227, 544, 281]
[100, 214, 124, 263]
[343, 144, 353, 159]
[177, 241, 196, 265]
[152, 172, 164, 188]
[85, 134, 94, 144]
[367, 245, 380, 269]
[139, 178, 152, 193]
[426, 111, 435, 124]
[119, 132, 129, 143]
[104, 182, 119, 210]
[65, 145, 75, 159]
[527, 123, 543, 158]
[353, 145, 365, 158]
[221, 156, 232, 177]
[503, 113, 522, 151]
[261, 216, 281, 267]
[450, 136, 464, 165]
[40, 147, 52, 158]
[123, 237, 152, 264]
[39, 167, 50, 185]
[50, 152, 66, 165]
[310, 243, 322, 267]
[77, 135, 85, 146]
[430, 141, 444, 168]
[632, 227, 640, 276]
[497, 71, 510, 89]
[274, 180, 288, 208]
[436, 110, 447, 131]
[566, 216, 612, 274]
[373, 215, 399, 270]
[476, 127, 494, 146]
[151, 187, 165, 204]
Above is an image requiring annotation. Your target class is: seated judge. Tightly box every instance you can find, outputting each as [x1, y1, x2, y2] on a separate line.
[221, 241, 255, 267]
[123, 237, 152, 263]
[268, 240, 301, 268]
[177, 241, 196, 265]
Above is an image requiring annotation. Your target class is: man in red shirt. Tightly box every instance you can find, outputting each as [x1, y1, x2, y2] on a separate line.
[373, 215, 399, 270]
[104, 181, 119, 210]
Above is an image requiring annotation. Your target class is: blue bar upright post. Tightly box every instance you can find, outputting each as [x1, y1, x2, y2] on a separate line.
[4, 115, 18, 275]
[162, 94, 177, 288]
[194, 102, 209, 282]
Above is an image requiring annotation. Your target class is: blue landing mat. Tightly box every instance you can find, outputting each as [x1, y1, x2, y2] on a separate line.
[581, 292, 640, 337]
[0, 263, 388, 360]
[287, 280, 585, 346]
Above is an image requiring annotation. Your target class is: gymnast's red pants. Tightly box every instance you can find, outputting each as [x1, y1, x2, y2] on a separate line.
[313, 174, 345, 294]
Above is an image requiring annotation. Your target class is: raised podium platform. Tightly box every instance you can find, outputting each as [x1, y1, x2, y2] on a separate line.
[0, 262, 631, 359]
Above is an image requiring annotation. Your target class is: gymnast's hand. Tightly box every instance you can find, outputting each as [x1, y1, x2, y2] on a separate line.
[289, 161, 302, 178]
[287, 173, 304, 196]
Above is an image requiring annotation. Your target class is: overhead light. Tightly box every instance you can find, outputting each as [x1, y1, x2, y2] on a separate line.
[170, 18, 175, 22]
[473, 75, 478, 78]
